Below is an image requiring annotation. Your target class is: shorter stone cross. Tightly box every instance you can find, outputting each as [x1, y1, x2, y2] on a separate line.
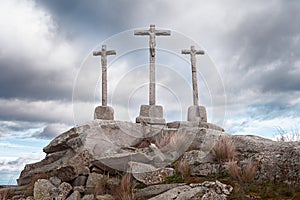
[93, 45, 116, 106]
[182, 46, 205, 106]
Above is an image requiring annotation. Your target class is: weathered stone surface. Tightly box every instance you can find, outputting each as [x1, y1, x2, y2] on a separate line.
[72, 175, 88, 187]
[94, 106, 114, 120]
[33, 179, 57, 200]
[148, 181, 232, 200]
[129, 161, 174, 185]
[85, 173, 104, 194]
[96, 194, 114, 200]
[58, 182, 72, 199]
[167, 121, 224, 131]
[135, 183, 184, 199]
[136, 105, 166, 125]
[187, 105, 207, 122]
[14, 119, 300, 199]
[232, 135, 300, 186]
[49, 176, 62, 187]
[66, 190, 81, 200]
[81, 194, 95, 200]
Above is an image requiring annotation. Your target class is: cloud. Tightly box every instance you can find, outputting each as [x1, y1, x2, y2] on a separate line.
[33, 123, 71, 139]
[0, 98, 73, 124]
[0, 0, 80, 101]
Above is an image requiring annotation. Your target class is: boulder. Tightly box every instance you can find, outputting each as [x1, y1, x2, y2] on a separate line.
[148, 181, 232, 200]
[66, 190, 81, 200]
[33, 179, 57, 200]
[129, 161, 174, 185]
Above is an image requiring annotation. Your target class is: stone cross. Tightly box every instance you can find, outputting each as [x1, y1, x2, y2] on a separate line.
[93, 45, 116, 106]
[182, 46, 205, 106]
[134, 24, 171, 105]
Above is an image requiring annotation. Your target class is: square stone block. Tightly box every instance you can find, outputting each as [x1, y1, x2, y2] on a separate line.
[94, 106, 114, 120]
[136, 105, 166, 125]
[187, 105, 207, 122]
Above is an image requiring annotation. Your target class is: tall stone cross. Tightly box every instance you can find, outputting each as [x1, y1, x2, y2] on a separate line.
[134, 24, 171, 105]
[182, 46, 205, 106]
[93, 45, 116, 106]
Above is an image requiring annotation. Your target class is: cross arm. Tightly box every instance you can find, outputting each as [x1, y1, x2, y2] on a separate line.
[106, 50, 116, 55]
[181, 50, 191, 54]
[155, 30, 171, 36]
[134, 30, 150, 36]
[196, 50, 205, 55]
[93, 51, 102, 56]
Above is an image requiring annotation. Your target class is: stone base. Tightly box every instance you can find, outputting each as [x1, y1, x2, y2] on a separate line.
[94, 106, 114, 120]
[136, 105, 166, 125]
[187, 105, 207, 122]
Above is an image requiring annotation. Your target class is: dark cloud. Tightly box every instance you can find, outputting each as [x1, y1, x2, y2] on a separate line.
[0, 59, 73, 101]
[33, 123, 70, 139]
[223, 1, 300, 95]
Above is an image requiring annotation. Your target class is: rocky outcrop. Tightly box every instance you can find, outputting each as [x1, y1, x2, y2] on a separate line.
[147, 181, 233, 200]
[2, 119, 298, 199]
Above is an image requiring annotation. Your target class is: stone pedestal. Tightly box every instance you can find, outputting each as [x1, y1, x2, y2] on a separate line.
[94, 106, 114, 120]
[187, 105, 207, 122]
[136, 105, 166, 125]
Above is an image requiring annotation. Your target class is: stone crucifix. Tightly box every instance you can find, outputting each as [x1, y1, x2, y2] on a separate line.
[182, 46, 205, 106]
[134, 24, 171, 105]
[93, 44, 116, 106]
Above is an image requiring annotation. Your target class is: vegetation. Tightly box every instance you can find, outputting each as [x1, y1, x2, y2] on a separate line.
[211, 136, 236, 162]
[274, 126, 300, 142]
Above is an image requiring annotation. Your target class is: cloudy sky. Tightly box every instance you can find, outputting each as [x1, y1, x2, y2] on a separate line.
[1, 0, 299, 185]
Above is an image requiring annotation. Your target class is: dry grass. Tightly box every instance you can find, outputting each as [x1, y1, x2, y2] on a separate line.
[0, 188, 13, 200]
[155, 132, 192, 153]
[115, 173, 135, 200]
[227, 160, 257, 184]
[241, 160, 257, 183]
[94, 175, 109, 196]
[212, 136, 236, 163]
[227, 160, 241, 181]
[176, 160, 191, 180]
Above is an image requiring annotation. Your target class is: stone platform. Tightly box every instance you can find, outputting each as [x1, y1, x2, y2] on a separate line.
[94, 106, 114, 120]
[136, 105, 166, 125]
[187, 105, 207, 122]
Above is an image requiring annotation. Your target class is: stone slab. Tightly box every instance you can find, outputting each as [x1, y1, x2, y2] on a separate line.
[187, 105, 207, 122]
[94, 106, 114, 120]
[136, 105, 166, 125]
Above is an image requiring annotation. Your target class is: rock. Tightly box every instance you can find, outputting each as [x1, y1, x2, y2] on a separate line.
[49, 176, 62, 187]
[96, 194, 114, 200]
[72, 175, 88, 187]
[58, 182, 72, 199]
[135, 183, 184, 199]
[81, 194, 95, 200]
[73, 186, 85, 193]
[187, 105, 207, 122]
[136, 105, 166, 125]
[14, 119, 300, 199]
[66, 190, 81, 200]
[26, 196, 34, 200]
[129, 161, 174, 185]
[94, 106, 114, 120]
[86, 173, 104, 194]
[33, 179, 57, 200]
[148, 181, 232, 200]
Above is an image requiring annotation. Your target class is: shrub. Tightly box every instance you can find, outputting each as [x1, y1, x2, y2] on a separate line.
[115, 173, 135, 200]
[274, 126, 300, 142]
[212, 136, 236, 163]
[176, 160, 191, 180]
[227, 159, 257, 184]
